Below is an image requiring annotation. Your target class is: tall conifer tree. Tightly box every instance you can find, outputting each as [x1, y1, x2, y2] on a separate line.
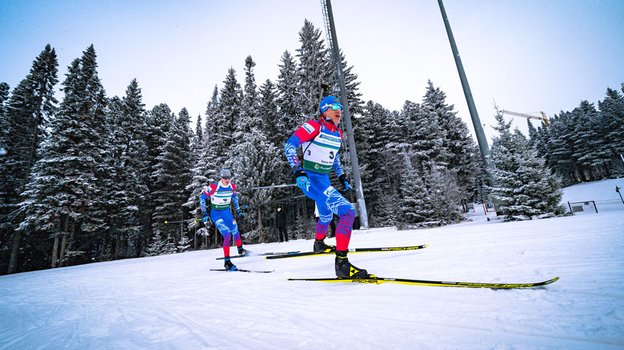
[150, 108, 193, 253]
[16, 45, 107, 272]
[0, 46, 58, 273]
[296, 20, 332, 116]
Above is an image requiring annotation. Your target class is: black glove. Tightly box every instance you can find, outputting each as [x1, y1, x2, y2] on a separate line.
[236, 208, 245, 218]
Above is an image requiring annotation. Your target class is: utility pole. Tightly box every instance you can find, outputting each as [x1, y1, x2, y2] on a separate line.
[321, 0, 369, 229]
[438, 0, 497, 182]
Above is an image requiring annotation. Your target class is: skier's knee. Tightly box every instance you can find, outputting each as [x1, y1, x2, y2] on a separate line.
[340, 206, 355, 223]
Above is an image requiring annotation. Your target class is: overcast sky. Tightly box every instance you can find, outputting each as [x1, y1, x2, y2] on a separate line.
[2, 0, 623, 141]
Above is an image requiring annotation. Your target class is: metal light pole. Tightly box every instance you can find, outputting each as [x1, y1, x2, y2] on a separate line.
[438, 0, 497, 181]
[321, 0, 369, 229]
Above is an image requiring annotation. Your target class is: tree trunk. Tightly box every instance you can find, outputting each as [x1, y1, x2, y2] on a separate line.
[51, 235, 59, 268]
[7, 230, 21, 274]
[257, 210, 264, 243]
[58, 218, 70, 267]
[59, 234, 67, 267]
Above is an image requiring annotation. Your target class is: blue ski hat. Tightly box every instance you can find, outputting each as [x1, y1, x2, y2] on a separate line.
[319, 95, 343, 114]
[220, 168, 232, 179]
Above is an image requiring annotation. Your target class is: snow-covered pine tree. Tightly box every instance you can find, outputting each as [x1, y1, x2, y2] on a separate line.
[583, 103, 615, 178]
[396, 156, 433, 228]
[276, 50, 303, 132]
[296, 20, 332, 117]
[324, 49, 364, 191]
[421, 81, 480, 208]
[143, 103, 175, 249]
[191, 114, 203, 164]
[184, 131, 210, 250]
[145, 104, 175, 170]
[0, 46, 58, 273]
[237, 56, 259, 136]
[380, 103, 416, 227]
[202, 85, 221, 182]
[515, 142, 566, 218]
[181, 113, 204, 248]
[0, 82, 8, 114]
[412, 81, 452, 174]
[209, 68, 242, 171]
[258, 79, 280, 147]
[231, 56, 282, 243]
[102, 97, 128, 259]
[0, 82, 8, 152]
[598, 86, 624, 175]
[143, 231, 175, 256]
[16, 45, 108, 272]
[103, 80, 150, 259]
[528, 119, 552, 174]
[425, 166, 463, 225]
[490, 112, 564, 220]
[183, 86, 221, 249]
[571, 101, 607, 180]
[258, 79, 290, 185]
[490, 114, 529, 220]
[355, 101, 398, 227]
[150, 108, 193, 255]
[546, 111, 580, 185]
[328, 49, 364, 117]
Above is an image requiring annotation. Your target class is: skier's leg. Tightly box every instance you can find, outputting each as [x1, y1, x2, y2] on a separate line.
[212, 211, 232, 258]
[222, 210, 245, 254]
[326, 188, 355, 251]
[306, 173, 336, 253]
[314, 202, 333, 241]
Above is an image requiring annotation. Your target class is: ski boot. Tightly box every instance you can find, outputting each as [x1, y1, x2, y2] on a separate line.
[335, 250, 370, 279]
[224, 259, 237, 271]
[313, 239, 335, 253]
[237, 245, 249, 256]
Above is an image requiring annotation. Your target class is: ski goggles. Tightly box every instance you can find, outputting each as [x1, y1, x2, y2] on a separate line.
[321, 102, 343, 113]
[329, 103, 343, 111]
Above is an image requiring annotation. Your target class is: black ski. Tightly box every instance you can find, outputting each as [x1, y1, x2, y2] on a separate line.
[265, 244, 428, 260]
[288, 275, 559, 289]
[216, 251, 300, 260]
[210, 268, 274, 273]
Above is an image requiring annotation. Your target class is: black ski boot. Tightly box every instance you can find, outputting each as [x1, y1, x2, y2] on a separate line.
[224, 259, 237, 271]
[313, 239, 335, 253]
[335, 250, 370, 279]
[237, 246, 249, 256]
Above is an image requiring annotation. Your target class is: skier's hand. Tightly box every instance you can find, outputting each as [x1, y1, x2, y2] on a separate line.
[294, 168, 309, 192]
[236, 208, 245, 218]
[339, 174, 350, 191]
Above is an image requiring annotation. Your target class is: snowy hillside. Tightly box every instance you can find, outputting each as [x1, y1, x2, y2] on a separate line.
[1, 180, 623, 350]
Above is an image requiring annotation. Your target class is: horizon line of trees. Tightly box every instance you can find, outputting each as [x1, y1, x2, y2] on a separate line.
[2, 20, 621, 275]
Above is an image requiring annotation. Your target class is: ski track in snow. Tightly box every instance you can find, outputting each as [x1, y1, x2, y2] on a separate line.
[1, 179, 624, 349]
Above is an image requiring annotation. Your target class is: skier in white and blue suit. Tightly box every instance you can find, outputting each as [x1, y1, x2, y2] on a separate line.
[199, 168, 247, 271]
[284, 96, 371, 279]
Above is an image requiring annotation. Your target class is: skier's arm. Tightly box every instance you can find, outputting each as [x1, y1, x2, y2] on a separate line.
[333, 152, 344, 178]
[284, 121, 320, 171]
[199, 184, 216, 214]
[231, 183, 241, 211]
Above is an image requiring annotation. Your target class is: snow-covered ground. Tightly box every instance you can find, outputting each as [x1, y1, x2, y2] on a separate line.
[1, 179, 623, 350]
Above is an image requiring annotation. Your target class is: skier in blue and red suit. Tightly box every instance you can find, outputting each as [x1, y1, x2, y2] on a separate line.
[284, 95, 371, 279]
[199, 168, 247, 271]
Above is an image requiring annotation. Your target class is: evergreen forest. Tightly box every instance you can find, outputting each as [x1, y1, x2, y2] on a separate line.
[1, 21, 623, 274]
